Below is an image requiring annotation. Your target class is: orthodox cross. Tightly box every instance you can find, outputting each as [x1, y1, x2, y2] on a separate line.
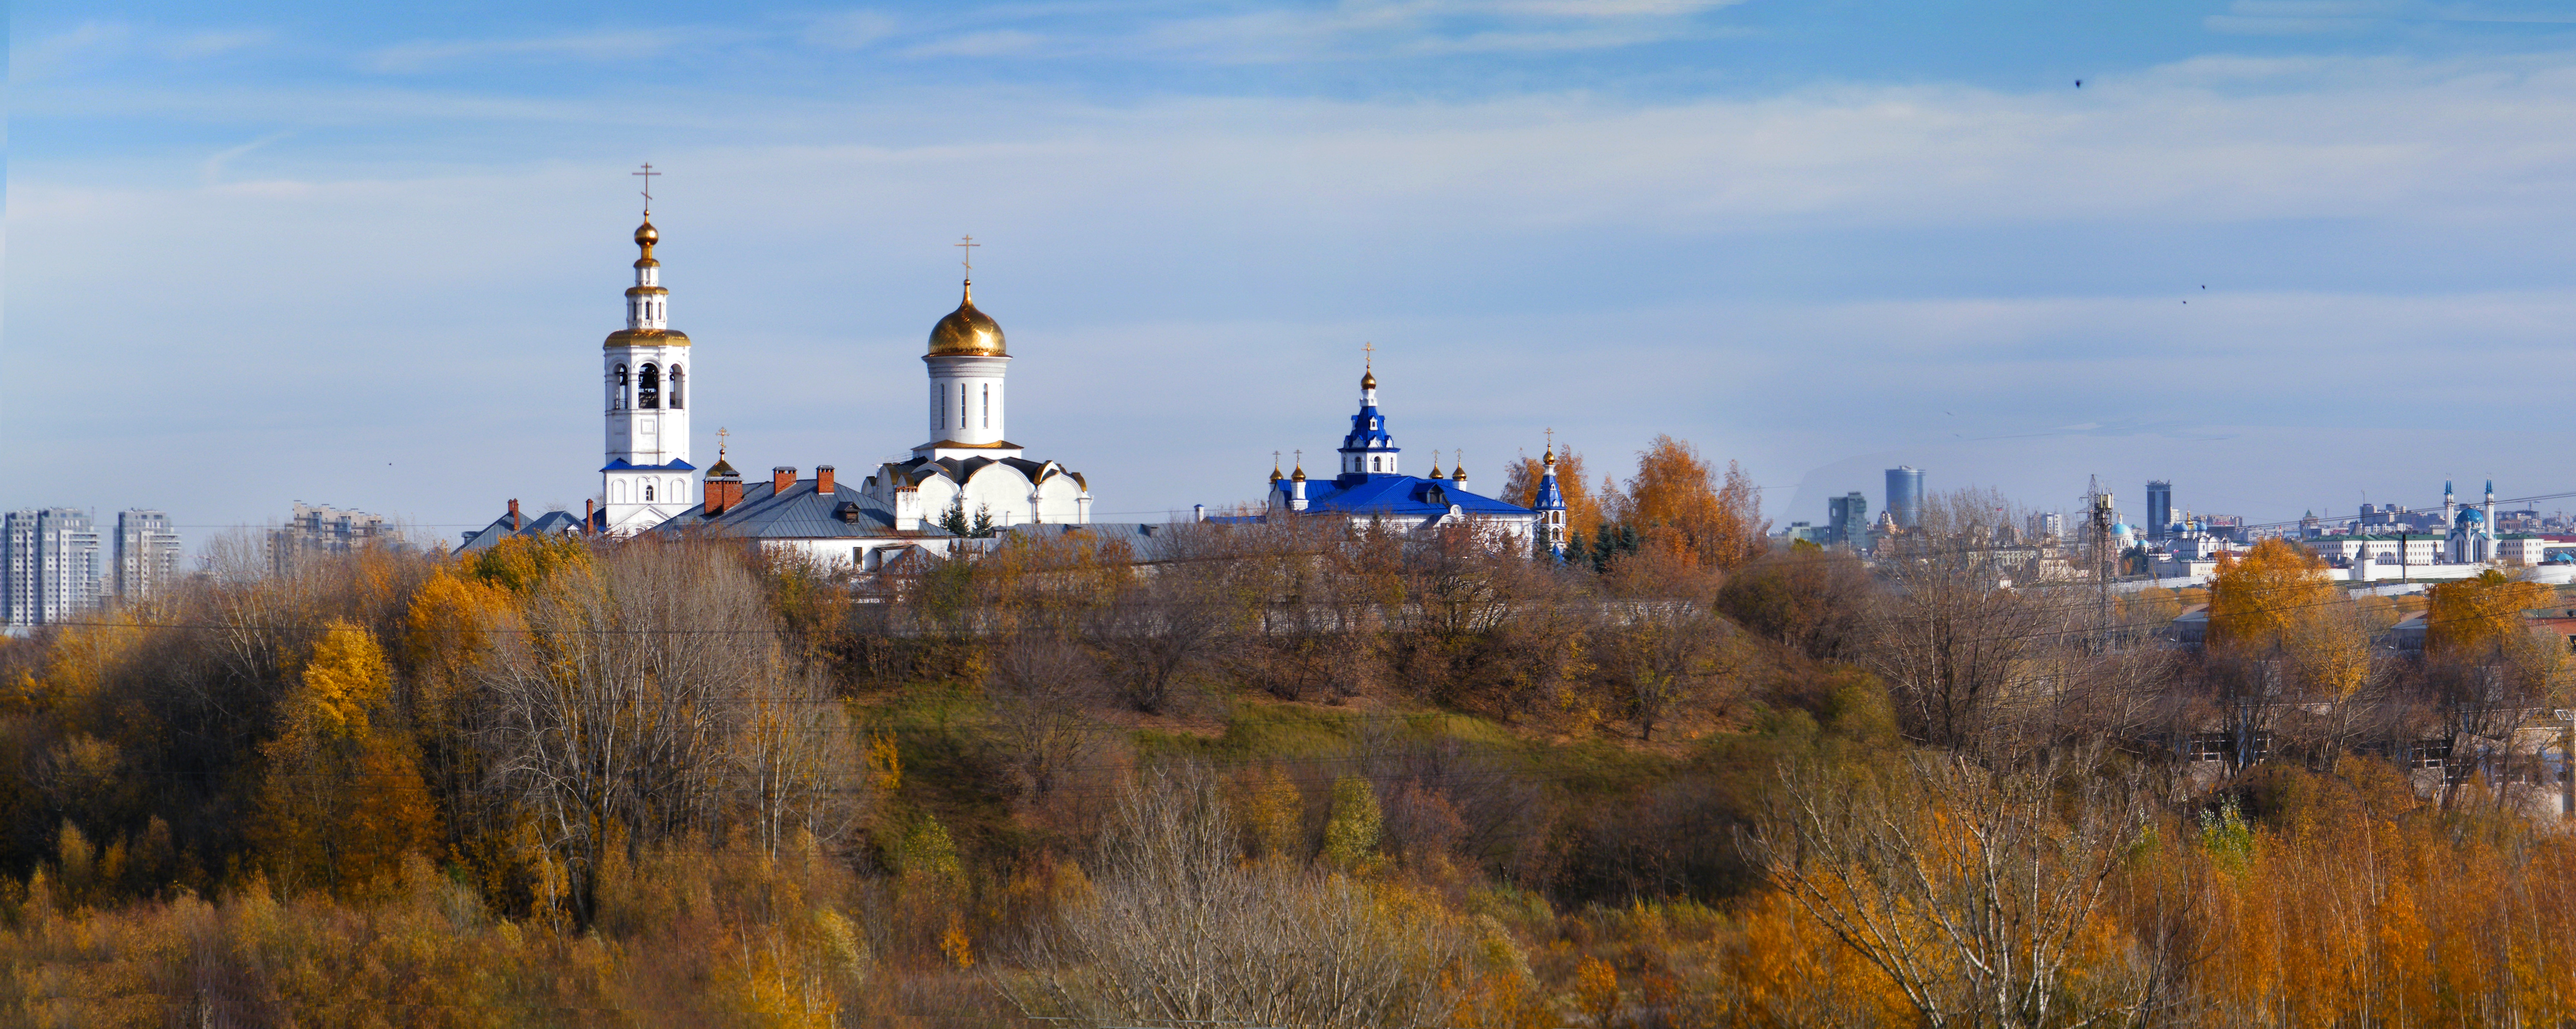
[1363, 341, 1374, 370]
[1293, 449, 1303, 469]
[632, 163, 660, 213]
[716, 426, 729, 459]
[956, 235, 979, 277]
[1272, 450, 1281, 473]
[1545, 427, 1555, 456]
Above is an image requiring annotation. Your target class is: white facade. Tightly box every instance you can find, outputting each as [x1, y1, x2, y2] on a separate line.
[113, 510, 182, 602]
[3, 510, 99, 626]
[601, 215, 694, 534]
[924, 354, 1011, 457]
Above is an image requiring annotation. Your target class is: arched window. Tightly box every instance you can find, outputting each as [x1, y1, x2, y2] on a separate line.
[645, 484, 655, 502]
[668, 366, 684, 409]
[614, 365, 628, 410]
[958, 384, 967, 429]
[982, 384, 990, 428]
[939, 385, 948, 429]
[638, 364, 661, 409]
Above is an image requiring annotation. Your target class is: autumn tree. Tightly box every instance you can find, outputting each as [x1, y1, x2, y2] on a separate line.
[1608, 436, 1768, 573]
[2424, 569, 2554, 657]
[252, 619, 437, 895]
[1865, 488, 2056, 749]
[1747, 747, 2154, 1029]
[2205, 539, 2337, 654]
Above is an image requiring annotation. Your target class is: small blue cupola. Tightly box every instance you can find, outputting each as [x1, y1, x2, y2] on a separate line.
[1336, 361, 1401, 486]
[1533, 443, 1569, 559]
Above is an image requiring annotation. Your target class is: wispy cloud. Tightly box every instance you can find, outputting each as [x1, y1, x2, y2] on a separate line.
[894, 0, 1746, 64]
[2206, 0, 2576, 35]
[200, 132, 292, 184]
[366, 30, 706, 74]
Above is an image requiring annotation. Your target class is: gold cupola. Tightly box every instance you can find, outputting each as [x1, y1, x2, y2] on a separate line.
[604, 215, 689, 349]
[928, 282, 1008, 357]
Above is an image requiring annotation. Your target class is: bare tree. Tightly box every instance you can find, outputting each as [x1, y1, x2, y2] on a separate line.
[1747, 747, 2154, 1029]
[1013, 765, 1464, 1029]
[1866, 488, 2058, 750]
[475, 540, 859, 921]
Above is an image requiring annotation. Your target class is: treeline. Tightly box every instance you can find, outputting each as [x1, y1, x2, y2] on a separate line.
[0, 447, 2570, 1026]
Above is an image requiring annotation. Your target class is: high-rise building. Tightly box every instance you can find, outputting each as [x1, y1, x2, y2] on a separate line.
[269, 503, 398, 576]
[2, 509, 100, 626]
[1886, 466, 1925, 529]
[114, 510, 183, 602]
[2029, 511, 2064, 541]
[1826, 491, 1869, 546]
[2146, 481, 2173, 542]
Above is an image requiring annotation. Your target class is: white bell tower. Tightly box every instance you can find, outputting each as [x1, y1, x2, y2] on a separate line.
[600, 165, 694, 534]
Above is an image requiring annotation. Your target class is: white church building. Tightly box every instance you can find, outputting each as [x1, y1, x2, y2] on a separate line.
[464, 189, 1093, 566]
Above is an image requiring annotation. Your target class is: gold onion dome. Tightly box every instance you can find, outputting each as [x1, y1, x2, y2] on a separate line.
[1361, 369, 1377, 390]
[1291, 463, 1307, 482]
[1270, 463, 1284, 483]
[635, 219, 659, 247]
[928, 282, 1008, 357]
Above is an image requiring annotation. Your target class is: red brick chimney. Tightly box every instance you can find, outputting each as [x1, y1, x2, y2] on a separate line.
[773, 467, 798, 495]
[509, 498, 521, 532]
[816, 465, 836, 494]
[583, 499, 596, 535]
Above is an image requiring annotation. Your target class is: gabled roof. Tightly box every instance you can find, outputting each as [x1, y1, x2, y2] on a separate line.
[459, 509, 591, 552]
[650, 479, 951, 541]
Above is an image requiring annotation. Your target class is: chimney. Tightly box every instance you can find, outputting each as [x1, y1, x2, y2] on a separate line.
[584, 498, 596, 535]
[509, 498, 521, 532]
[773, 466, 798, 494]
[816, 465, 836, 494]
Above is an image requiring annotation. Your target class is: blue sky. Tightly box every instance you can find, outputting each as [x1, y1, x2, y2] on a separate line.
[16, 0, 2576, 548]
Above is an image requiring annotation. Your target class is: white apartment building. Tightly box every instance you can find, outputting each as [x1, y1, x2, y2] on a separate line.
[2, 509, 101, 626]
[114, 510, 183, 602]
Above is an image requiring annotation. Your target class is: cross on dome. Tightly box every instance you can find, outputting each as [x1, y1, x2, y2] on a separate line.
[956, 235, 980, 280]
[632, 163, 660, 214]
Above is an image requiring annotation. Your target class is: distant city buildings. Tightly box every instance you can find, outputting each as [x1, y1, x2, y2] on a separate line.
[2146, 481, 2172, 542]
[114, 510, 183, 602]
[1885, 466, 1925, 529]
[2, 509, 100, 626]
[269, 503, 401, 575]
[1825, 491, 1868, 547]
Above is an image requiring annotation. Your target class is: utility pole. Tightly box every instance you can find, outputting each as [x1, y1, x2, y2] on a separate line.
[2090, 475, 2115, 651]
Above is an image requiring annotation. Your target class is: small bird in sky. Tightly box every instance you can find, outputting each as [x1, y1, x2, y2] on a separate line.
[2075, 79, 2083, 87]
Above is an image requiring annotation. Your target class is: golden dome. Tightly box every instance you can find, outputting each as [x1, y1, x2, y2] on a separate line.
[1291, 463, 1307, 482]
[1270, 463, 1284, 483]
[928, 282, 1008, 357]
[635, 220, 659, 246]
[1361, 369, 1377, 390]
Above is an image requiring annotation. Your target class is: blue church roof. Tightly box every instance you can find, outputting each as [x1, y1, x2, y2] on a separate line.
[601, 458, 698, 473]
[1301, 475, 1532, 517]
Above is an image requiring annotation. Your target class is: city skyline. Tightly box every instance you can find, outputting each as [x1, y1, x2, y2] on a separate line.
[19, 1, 2576, 548]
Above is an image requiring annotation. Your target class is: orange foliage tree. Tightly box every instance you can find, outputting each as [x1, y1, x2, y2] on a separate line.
[1610, 436, 1767, 572]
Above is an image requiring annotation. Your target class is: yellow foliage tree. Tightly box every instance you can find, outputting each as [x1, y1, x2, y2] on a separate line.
[254, 619, 437, 895]
[2206, 539, 2336, 653]
[2425, 569, 2553, 656]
